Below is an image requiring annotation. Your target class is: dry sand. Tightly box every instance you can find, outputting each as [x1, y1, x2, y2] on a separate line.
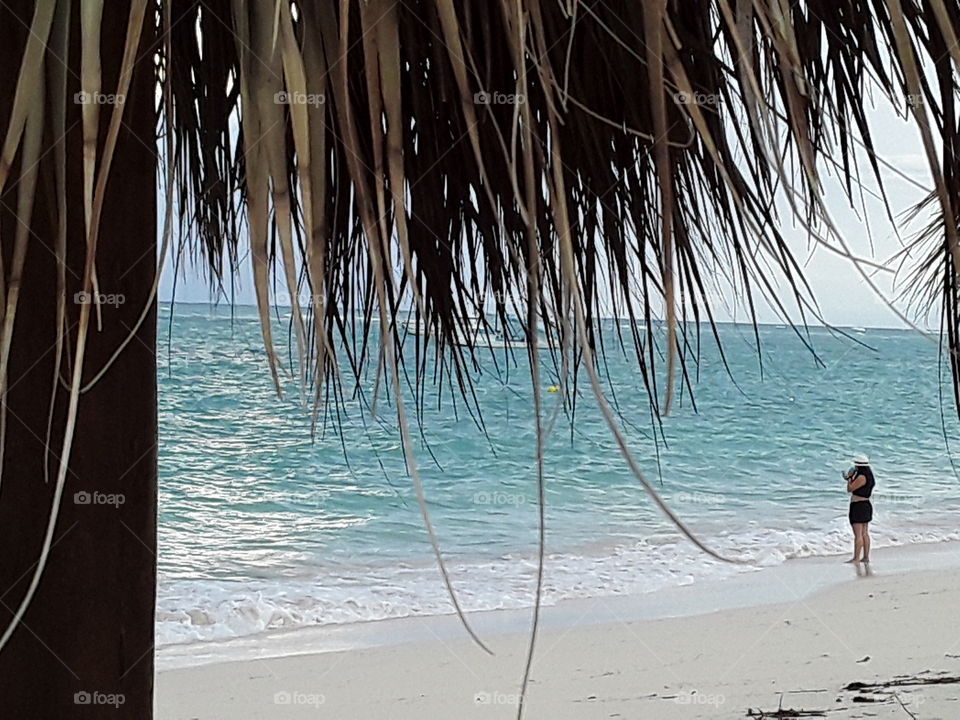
[157, 557, 960, 719]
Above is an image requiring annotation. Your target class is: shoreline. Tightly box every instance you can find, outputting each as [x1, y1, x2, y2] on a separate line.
[157, 541, 960, 718]
[157, 539, 960, 672]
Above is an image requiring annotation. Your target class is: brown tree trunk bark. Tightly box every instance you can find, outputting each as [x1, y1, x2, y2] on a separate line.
[0, 1, 157, 717]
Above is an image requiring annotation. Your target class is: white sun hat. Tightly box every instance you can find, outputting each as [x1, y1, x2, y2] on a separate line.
[853, 454, 870, 465]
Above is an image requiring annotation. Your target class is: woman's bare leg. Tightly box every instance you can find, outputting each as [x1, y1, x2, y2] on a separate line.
[862, 523, 871, 563]
[847, 523, 863, 562]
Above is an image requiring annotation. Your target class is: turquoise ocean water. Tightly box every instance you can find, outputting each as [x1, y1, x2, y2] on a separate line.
[156, 303, 960, 647]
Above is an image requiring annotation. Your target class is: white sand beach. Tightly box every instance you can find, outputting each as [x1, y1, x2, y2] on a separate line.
[157, 545, 960, 719]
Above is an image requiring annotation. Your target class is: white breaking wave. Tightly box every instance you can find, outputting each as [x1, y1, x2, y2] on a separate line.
[155, 516, 960, 648]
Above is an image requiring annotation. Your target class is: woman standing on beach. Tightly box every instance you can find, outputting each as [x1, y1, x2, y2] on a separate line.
[845, 455, 875, 563]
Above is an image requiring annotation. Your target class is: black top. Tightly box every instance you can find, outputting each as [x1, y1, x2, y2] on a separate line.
[851, 465, 875, 498]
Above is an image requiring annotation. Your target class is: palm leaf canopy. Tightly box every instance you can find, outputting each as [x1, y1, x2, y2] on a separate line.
[159, 0, 960, 413]
[3, 0, 954, 416]
[1, 0, 959, 416]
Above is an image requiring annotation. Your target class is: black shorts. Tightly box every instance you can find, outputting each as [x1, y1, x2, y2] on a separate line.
[849, 500, 873, 524]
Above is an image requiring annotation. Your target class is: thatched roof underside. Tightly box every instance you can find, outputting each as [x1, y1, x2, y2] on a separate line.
[164, 0, 960, 415]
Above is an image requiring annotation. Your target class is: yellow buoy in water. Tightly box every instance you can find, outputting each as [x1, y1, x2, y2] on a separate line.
[547, 385, 560, 393]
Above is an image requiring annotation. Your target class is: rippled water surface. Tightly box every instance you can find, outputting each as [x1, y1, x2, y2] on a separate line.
[157, 304, 960, 646]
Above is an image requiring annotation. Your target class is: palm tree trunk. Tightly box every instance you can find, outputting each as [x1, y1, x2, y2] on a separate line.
[0, 1, 157, 716]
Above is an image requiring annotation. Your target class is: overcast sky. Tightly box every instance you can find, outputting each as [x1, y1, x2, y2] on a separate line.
[159, 96, 936, 330]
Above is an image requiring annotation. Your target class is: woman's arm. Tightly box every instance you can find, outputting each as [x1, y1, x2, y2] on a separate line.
[847, 474, 866, 494]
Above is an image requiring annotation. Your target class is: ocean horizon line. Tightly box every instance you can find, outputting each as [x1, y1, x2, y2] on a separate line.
[159, 301, 925, 333]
